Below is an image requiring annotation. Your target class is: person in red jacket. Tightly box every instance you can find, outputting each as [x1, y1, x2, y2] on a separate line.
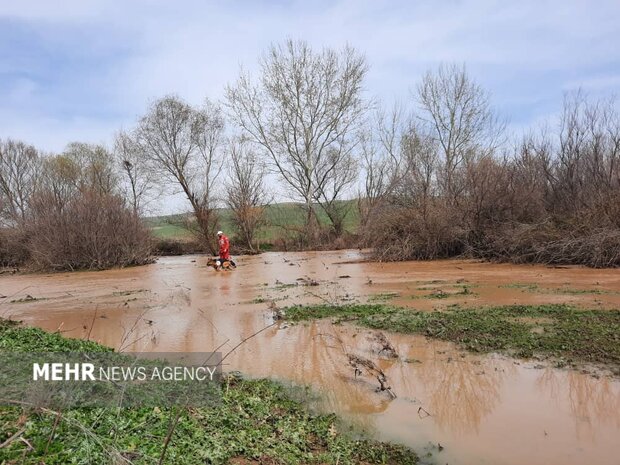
[217, 231, 230, 260]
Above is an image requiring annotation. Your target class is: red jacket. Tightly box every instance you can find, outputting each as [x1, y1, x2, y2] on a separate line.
[218, 234, 230, 260]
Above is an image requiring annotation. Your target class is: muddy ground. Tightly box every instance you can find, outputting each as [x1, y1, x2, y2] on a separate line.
[1, 251, 619, 465]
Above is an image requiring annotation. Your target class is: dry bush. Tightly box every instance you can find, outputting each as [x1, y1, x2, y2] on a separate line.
[476, 221, 620, 267]
[0, 228, 29, 267]
[365, 73, 620, 267]
[26, 191, 153, 271]
[366, 203, 466, 261]
[270, 226, 358, 252]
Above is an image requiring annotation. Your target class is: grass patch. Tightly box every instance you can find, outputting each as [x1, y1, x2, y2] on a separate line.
[0, 319, 417, 464]
[9, 295, 46, 304]
[499, 283, 619, 295]
[412, 285, 476, 300]
[283, 304, 620, 366]
[552, 287, 617, 295]
[499, 283, 540, 291]
[368, 292, 400, 303]
[0, 319, 112, 352]
[274, 282, 298, 290]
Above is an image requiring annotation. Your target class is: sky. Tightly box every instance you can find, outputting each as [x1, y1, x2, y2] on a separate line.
[1, 0, 619, 211]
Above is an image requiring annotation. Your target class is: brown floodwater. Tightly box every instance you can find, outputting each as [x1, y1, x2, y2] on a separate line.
[1, 251, 620, 465]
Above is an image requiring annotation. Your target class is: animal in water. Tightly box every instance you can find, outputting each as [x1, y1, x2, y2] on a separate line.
[206, 258, 237, 271]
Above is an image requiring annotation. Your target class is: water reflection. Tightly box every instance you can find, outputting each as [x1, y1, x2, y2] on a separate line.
[537, 368, 620, 440]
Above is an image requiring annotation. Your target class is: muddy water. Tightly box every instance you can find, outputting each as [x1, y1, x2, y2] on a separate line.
[1, 252, 620, 465]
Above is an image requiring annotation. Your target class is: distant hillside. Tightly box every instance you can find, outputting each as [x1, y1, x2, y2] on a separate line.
[144, 201, 360, 242]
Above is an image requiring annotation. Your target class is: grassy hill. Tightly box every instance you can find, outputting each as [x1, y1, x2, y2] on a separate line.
[145, 201, 360, 243]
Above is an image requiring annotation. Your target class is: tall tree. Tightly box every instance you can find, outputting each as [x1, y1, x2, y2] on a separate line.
[225, 137, 269, 252]
[62, 142, 118, 196]
[0, 139, 40, 225]
[114, 130, 161, 216]
[137, 96, 224, 253]
[226, 39, 368, 241]
[417, 64, 505, 201]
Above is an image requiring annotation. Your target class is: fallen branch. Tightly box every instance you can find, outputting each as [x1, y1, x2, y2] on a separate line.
[0, 427, 25, 449]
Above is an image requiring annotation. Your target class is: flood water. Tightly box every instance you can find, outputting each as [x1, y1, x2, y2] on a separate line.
[1, 251, 620, 465]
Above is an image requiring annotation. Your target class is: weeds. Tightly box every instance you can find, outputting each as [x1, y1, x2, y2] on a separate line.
[499, 283, 619, 295]
[412, 285, 476, 300]
[368, 292, 400, 303]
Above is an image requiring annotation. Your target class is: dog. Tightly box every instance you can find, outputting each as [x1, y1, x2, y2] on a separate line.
[206, 258, 237, 271]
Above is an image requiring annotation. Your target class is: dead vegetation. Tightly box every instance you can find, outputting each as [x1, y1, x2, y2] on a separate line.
[347, 354, 396, 398]
[0, 140, 153, 271]
[362, 68, 620, 267]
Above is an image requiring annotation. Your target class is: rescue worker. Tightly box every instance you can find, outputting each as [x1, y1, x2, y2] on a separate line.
[217, 231, 231, 261]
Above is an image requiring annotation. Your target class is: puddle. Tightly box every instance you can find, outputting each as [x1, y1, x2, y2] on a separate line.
[1, 251, 620, 465]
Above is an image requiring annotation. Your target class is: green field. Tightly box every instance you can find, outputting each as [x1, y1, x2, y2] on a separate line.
[145, 202, 360, 243]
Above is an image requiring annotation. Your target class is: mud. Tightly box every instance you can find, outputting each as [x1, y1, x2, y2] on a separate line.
[1, 251, 619, 465]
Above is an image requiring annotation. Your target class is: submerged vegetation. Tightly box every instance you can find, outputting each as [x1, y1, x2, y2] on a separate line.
[0, 319, 418, 464]
[283, 304, 620, 369]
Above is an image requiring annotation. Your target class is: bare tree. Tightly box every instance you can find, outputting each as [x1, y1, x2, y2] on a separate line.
[313, 147, 359, 236]
[0, 139, 40, 226]
[34, 145, 118, 215]
[114, 130, 160, 216]
[553, 91, 620, 216]
[226, 39, 368, 242]
[137, 96, 224, 253]
[38, 155, 82, 212]
[396, 123, 440, 210]
[62, 142, 118, 196]
[358, 105, 407, 227]
[225, 138, 269, 252]
[417, 64, 506, 201]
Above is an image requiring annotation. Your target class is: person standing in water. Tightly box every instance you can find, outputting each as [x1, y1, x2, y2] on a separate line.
[217, 230, 231, 261]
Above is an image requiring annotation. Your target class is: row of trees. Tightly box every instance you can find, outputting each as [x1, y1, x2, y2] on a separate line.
[359, 75, 620, 267]
[1, 39, 619, 269]
[0, 141, 151, 270]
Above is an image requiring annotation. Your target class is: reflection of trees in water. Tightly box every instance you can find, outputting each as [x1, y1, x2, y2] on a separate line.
[239, 324, 512, 436]
[537, 368, 620, 440]
[399, 338, 510, 434]
[230, 320, 393, 437]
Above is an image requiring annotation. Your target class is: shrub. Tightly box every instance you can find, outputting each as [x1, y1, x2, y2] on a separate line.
[26, 191, 153, 271]
[0, 228, 29, 268]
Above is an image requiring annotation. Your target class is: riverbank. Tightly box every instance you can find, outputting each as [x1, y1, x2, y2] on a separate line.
[282, 303, 620, 376]
[0, 318, 417, 465]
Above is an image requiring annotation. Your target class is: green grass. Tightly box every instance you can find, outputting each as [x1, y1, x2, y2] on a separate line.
[0, 319, 417, 465]
[499, 283, 619, 295]
[145, 201, 360, 243]
[151, 223, 194, 239]
[411, 285, 476, 300]
[499, 283, 540, 291]
[0, 319, 112, 352]
[283, 304, 620, 367]
[368, 292, 400, 303]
